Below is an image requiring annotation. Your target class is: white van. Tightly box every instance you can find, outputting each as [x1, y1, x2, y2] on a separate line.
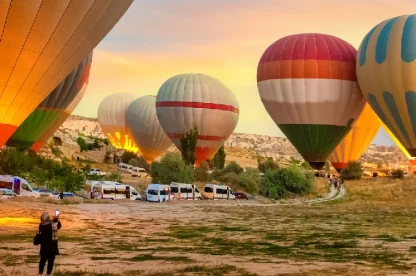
[117, 163, 132, 173]
[170, 182, 201, 200]
[84, 180, 103, 199]
[0, 175, 40, 197]
[202, 183, 235, 200]
[92, 183, 141, 200]
[131, 167, 147, 177]
[145, 184, 171, 202]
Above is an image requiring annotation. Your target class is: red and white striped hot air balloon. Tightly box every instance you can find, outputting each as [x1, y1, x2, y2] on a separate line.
[156, 73, 239, 167]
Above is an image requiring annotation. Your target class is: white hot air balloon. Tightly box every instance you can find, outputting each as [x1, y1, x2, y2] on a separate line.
[156, 73, 239, 167]
[98, 93, 139, 154]
[126, 95, 172, 164]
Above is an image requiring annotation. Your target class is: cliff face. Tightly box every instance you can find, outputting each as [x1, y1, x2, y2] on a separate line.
[40, 115, 408, 168]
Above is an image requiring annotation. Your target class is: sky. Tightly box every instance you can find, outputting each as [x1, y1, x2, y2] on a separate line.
[73, 0, 416, 146]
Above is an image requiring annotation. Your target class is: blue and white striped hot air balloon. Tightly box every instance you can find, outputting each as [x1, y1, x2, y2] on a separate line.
[357, 14, 416, 158]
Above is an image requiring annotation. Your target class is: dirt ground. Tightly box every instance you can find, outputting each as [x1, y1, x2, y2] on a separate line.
[1, 178, 416, 276]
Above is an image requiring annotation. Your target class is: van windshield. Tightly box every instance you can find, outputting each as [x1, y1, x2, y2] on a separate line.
[204, 187, 213, 193]
[148, 189, 158, 195]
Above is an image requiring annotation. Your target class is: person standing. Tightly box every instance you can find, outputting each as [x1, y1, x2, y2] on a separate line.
[37, 212, 61, 276]
[59, 191, 64, 200]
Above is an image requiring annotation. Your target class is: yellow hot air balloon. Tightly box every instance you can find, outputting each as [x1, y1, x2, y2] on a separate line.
[329, 104, 381, 172]
[0, 0, 133, 147]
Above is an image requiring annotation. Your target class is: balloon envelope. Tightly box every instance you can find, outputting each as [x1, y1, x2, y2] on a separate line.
[357, 14, 416, 160]
[6, 52, 92, 150]
[329, 103, 381, 172]
[257, 33, 366, 169]
[127, 96, 172, 164]
[0, 0, 132, 147]
[156, 73, 239, 167]
[98, 93, 139, 154]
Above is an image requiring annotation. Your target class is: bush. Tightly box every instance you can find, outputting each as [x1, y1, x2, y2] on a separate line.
[195, 161, 209, 181]
[391, 169, 404, 179]
[259, 166, 313, 200]
[258, 157, 279, 173]
[340, 161, 363, 180]
[104, 172, 123, 183]
[239, 167, 261, 195]
[222, 161, 243, 175]
[150, 152, 194, 184]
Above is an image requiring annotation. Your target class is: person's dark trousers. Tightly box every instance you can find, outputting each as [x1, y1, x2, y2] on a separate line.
[39, 255, 55, 275]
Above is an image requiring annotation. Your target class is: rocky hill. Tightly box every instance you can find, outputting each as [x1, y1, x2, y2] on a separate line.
[42, 115, 409, 170]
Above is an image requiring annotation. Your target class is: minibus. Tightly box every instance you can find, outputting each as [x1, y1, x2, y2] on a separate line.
[92, 183, 141, 200]
[170, 182, 201, 200]
[145, 184, 171, 202]
[202, 183, 235, 200]
[0, 175, 40, 197]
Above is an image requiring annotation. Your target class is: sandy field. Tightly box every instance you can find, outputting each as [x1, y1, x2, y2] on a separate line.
[1, 178, 416, 276]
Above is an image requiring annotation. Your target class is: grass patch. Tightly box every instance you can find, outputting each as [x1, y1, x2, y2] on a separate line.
[127, 254, 192, 263]
[91, 256, 119, 261]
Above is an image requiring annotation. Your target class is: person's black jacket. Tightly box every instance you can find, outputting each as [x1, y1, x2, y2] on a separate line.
[39, 219, 61, 256]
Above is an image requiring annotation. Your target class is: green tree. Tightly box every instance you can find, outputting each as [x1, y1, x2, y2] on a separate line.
[121, 151, 137, 163]
[150, 152, 194, 184]
[180, 126, 198, 165]
[77, 137, 88, 152]
[340, 161, 363, 180]
[210, 146, 226, 169]
[222, 161, 243, 175]
[258, 157, 279, 173]
[238, 167, 261, 195]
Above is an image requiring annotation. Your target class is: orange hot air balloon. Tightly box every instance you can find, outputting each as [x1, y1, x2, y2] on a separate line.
[329, 104, 381, 172]
[382, 124, 416, 167]
[0, 1, 133, 147]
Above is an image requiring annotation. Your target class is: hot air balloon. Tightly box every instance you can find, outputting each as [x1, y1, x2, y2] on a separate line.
[357, 14, 416, 163]
[6, 52, 92, 150]
[98, 93, 139, 154]
[30, 80, 89, 153]
[156, 73, 239, 167]
[0, 0, 133, 148]
[257, 33, 366, 170]
[382, 124, 415, 166]
[126, 96, 172, 164]
[329, 104, 381, 172]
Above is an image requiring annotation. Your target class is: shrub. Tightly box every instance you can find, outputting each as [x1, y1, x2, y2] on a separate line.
[222, 161, 243, 175]
[259, 166, 313, 200]
[239, 167, 261, 195]
[391, 169, 404, 179]
[258, 157, 279, 173]
[104, 172, 123, 183]
[150, 152, 194, 184]
[340, 161, 363, 180]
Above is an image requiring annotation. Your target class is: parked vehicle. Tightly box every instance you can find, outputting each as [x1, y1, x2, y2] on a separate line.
[145, 184, 171, 202]
[117, 163, 133, 173]
[92, 183, 141, 200]
[53, 192, 83, 200]
[38, 188, 55, 198]
[202, 184, 235, 200]
[0, 188, 18, 199]
[84, 180, 103, 199]
[170, 182, 201, 200]
[233, 192, 248, 200]
[0, 175, 40, 197]
[131, 167, 147, 177]
[88, 168, 106, 176]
